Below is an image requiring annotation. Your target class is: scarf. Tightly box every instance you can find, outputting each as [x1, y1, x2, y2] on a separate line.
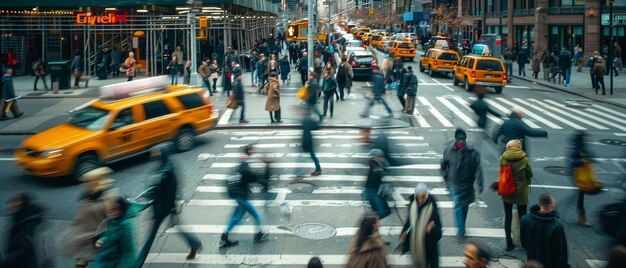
[409, 199, 433, 268]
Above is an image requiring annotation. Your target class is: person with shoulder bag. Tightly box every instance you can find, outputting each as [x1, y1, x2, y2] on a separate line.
[123, 52, 136, 82]
[592, 53, 606, 95]
[209, 59, 220, 94]
[569, 131, 602, 227]
[32, 59, 48, 91]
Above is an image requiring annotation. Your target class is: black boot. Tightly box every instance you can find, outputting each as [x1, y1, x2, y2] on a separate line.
[254, 231, 269, 243]
[219, 233, 239, 248]
[270, 112, 276, 123]
[275, 109, 283, 123]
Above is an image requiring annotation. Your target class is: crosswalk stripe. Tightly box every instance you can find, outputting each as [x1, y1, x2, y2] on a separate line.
[202, 174, 445, 183]
[432, 78, 455, 91]
[230, 135, 425, 141]
[223, 142, 430, 149]
[436, 96, 477, 127]
[197, 152, 442, 160]
[145, 253, 523, 267]
[210, 162, 441, 169]
[513, 98, 586, 130]
[496, 97, 563, 129]
[418, 96, 454, 127]
[412, 108, 432, 128]
[196, 186, 451, 195]
[186, 199, 489, 208]
[586, 106, 626, 125]
[543, 99, 626, 131]
[529, 98, 607, 130]
[592, 104, 626, 119]
[217, 108, 233, 125]
[451, 95, 503, 125]
[481, 98, 542, 129]
[167, 225, 505, 238]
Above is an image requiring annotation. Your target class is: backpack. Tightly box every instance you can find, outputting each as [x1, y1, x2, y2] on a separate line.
[498, 163, 516, 196]
[225, 160, 252, 198]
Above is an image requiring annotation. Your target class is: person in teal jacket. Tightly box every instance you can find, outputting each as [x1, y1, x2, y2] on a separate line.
[93, 196, 148, 268]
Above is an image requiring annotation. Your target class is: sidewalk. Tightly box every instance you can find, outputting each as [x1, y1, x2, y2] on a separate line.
[513, 65, 626, 109]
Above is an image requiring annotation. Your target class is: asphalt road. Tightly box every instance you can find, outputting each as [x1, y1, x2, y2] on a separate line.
[0, 46, 624, 267]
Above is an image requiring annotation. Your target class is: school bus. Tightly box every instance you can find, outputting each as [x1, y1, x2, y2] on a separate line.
[286, 19, 327, 42]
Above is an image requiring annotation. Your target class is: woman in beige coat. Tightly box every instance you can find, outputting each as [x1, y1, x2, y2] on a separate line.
[58, 167, 118, 268]
[124, 52, 136, 81]
[265, 72, 281, 123]
[346, 214, 388, 268]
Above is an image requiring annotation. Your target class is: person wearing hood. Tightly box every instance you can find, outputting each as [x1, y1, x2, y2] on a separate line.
[568, 131, 597, 227]
[499, 140, 533, 251]
[440, 128, 484, 238]
[520, 193, 569, 268]
[363, 149, 391, 219]
[494, 108, 548, 155]
[469, 87, 502, 129]
[265, 72, 282, 123]
[0, 193, 46, 268]
[403, 66, 418, 114]
[59, 167, 118, 268]
[346, 214, 388, 268]
[400, 183, 442, 268]
[134, 143, 202, 267]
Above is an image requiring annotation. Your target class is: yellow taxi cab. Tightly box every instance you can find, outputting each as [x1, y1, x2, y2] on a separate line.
[15, 76, 218, 181]
[355, 27, 370, 39]
[388, 40, 417, 61]
[419, 47, 460, 77]
[453, 50, 507, 94]
[369, 34, 383, 48]
[362, 33, 373, 43]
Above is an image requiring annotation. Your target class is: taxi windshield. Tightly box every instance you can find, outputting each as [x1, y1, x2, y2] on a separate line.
[68, 106, 110, 131]
[439, 52, 459, 61]
[397, 43, 414, 49]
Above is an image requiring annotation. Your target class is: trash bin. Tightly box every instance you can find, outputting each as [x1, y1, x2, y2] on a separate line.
[47, 60, 71, 90]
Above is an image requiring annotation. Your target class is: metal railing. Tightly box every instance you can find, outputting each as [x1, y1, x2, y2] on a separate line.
[548, 6, 584, 15]
[513, 9, 535, 16]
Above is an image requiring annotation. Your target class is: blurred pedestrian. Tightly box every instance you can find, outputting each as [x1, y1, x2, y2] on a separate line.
[469, 87, 502, 129]
[607, 245, 626, 268]
[256, 54, 268, 94]
[400, 183, 442, 267]
[183, 60, 192, 84]
[292, 106, 322, 180]
[222, 49, 236, 95]
[392, 57, 403, 83]
[336, 56, 353, 101]
[268, 53, 279, 74]
[134, 143, 203, 267]
[531, 52, 541, 79]
[403, 66, 418, 114]
[494, 108, 548, 155]
[172, 46, 184, 76]
[518, 49, 529, 76]
[198, 57, 212, 96]
[569, 131, 601, 227]
[523, 260, 544, 268]
[110, 46, 121, 77]
[307, 256, 323, 268]
[321, 70, 337, 118]
[71, 50, 83, 88]
[167, 56, 179, 85]
[359, 68, 393, 118]
[59, 167, 117, 268]
[520, 193, 569, 268]
[615, 42, 623, 72]
[209, 59, 220, 94]
[298, 52, 309, 85]
[1, 68, 23, 120]
[363, 149, 390, 219]
[499, 139, 533, 251]
[123, 52, 136, 82]
[574, 44, 583, 72]
[0, 193, 46, 268]
[220, 145, 269, 247]
[503, 49, 514, 81]
[233, 71, 248, 124]
[279, 55, 290, 84]
[441, 128, 484, 238]
[265, 72, 282, 123]
[397, 68, 407, 110]
[32, 58, 48, 91]
[592, 52, 606, 95]
[306, 72, 324, 119]
[346, 214, 388, 268]
[463, 240, 493, 268]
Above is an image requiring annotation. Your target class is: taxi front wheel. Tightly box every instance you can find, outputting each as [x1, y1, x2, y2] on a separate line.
[175, 129, 196, 152]
[72, 154, 100, 183]
[494, 87, 503, 94]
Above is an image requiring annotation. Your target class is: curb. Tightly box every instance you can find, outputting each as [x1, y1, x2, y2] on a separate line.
[514, 75, 626, 109]
[213, 122, 412, 130]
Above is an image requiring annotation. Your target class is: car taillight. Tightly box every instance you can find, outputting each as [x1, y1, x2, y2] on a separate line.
[434, 60, 438, 66]
[503, 72, 507, 81]
[362, 44, 366, 48]
[351, 60, 357, 67]
[410, 50, 415, 54]
[206, 103, 213, 114]
[371, 59, 378, 67]
[471, 70, 476, 78]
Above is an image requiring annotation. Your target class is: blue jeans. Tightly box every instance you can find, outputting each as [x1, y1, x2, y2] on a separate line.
[450, 189, 469, 236]
[251, 70, 257, 85]
[225, 197, 262, 233]
[361, 95, 393, 116]
[564, 67, 571, 85]
[518, 63, 526, 76]
[202, 79, 212, 95]
[506, 62, 513, 78]
[238, 102, 245, 120]
[363, 187, 390, 219]
[296, 151, 321, 176]
[171, 72, 178, 85]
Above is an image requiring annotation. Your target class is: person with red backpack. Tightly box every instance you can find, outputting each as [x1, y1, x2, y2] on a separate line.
[498, 139, 533, 251]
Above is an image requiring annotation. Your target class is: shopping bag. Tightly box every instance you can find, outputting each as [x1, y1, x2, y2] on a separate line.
[226, 97, 238, 109]
[296, 84, 308, 100]
[388, 81, 398, 90]
[497, 163, 516, 196]
[574, 160, 602, 195]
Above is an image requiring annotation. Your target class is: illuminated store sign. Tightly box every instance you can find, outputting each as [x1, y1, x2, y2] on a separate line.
[76, 12, 127, 25]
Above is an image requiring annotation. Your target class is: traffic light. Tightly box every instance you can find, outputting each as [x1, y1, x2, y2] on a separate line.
[197, 17, 207, 40]
[369, 8, 374, 15]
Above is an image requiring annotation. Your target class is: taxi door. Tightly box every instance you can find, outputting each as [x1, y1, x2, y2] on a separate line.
[454, 57, 469, 81]
[139, 99, 180, 146]
[104, 106, 143, 160]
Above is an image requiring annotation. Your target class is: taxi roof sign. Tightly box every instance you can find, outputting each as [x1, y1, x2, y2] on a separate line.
[472, 44, 491, 56]
[434, 40, 449, 50]
[100, 76, 170, 100]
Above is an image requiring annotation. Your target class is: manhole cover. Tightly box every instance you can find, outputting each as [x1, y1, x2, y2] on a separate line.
[292, 223, 336, 240]
[287, 181, 316, 193]
[599, 139, 626, 146]
[543, 166, 571, 176]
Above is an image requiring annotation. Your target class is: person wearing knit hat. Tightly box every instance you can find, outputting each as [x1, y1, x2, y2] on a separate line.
[362, 148, 390, 219]
[441, 127, 484, 238]
[400, 182, 442, 267]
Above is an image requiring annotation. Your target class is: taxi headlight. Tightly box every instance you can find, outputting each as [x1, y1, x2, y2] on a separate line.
[39, 149, 64, 159]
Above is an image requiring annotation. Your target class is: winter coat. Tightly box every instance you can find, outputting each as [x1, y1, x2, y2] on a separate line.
[71, 55, 83, 71]
[531, 55, 540, 72]
[364, 158, 389, 189]
[371, 72, 386, 96]
[0, 203, 45, 268]
[520, 205, 570, 268]
[593, 57, 605, 77]
[123, 57, 135, 77]
[559, 51, 572, 69]
[297, 57, 308, 72]
[1, 75, 16, 100]
[233, 78, 245, 102]
[279, 59, 290, 80]
[167, 60, 178, 74]
[404, 72, 418, 96]
[494, 112, 548, 153]
[257, 59, 268, 78]
[346, 232, 389, 268]
[306, 78, 319, 105]
[401, 194, 442, 266]
[500, 148, 533, 205]
[301, 115, 319, 153]
[198, 64, 210, 79]
[322, 77, 337, 96]
[469, 98, 502, 128]
[94, 204, 147, 268]
[145, 144, 179, 220]
[440, 142, 484, 207]
[265, 77, 280, 112]
[229, 157, 269, 199]
[336, 62, 353, 87]
[171, 50, 183, 65]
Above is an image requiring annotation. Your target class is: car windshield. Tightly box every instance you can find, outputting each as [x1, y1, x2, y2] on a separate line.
[348, 41, 363, 47]
[476, 60, 504, 71]
[439, 52, 459, 61]
[371, 36, 382, 41]
[68, 106, 110, 131]
[354, 55, 374, 62]
[397, 43, 414, 49]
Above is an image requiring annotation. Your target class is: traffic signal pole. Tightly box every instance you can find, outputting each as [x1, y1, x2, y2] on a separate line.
[609, 0, 614, 95]
[308, 0, 315, 76]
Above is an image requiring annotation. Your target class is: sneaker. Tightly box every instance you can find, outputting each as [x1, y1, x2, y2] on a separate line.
[254, 231, 269, 243]
[219, 233, 239, 248]
[239, 120, 249, 124]
[310, 170, 322, 176]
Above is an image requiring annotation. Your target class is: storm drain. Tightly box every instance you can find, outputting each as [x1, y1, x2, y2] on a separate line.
[543, 166, 571, 176]
[292, 223, 336, 240]
[599, 139, 626, 146]
[287, 181, 316, 193]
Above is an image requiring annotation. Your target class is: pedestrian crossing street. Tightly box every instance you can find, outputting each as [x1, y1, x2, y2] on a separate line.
[410, 95, 626, 132]
[144, 129, 602, 267]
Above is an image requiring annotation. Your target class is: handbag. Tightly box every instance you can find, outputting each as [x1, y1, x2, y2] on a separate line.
[497, 163, 516, 196]
[226, 96, 238, 109]
[573, 160, 602, 195]
[296, 84, 308, 100]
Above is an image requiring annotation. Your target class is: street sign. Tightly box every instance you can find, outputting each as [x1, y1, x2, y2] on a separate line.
[602, 13, 626, 25]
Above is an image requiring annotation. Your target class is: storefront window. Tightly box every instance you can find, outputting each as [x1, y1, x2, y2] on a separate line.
[550, 0, 585, 6]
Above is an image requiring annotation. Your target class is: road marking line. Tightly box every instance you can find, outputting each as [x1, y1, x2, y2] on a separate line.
[146, 254, 521, 267]
[220, 130, 411, 135]
[197, 186, 451, 195]
[197, 152, 442, 160]
[530, 185, 608, 191]
[505, 85, 531, 89]
[436, 97, 477, 127]
[543, 99, 625, 131]
[584, 107, 626, 125]
[202, 174, 445, 183]
[512, 98, 586, 130]
[419, 78, 427, 84]
[615, 133, 626, 137]
[495, 97, 563, 129]
[432, 78, 455, 91]
[230, 135, 424, 141]
[592, 104, 626, 118]
[0, 158, 17, 161]
[222, 142, 429, 149]
[412, 108, 432, 128]
[210, 162, 441, 169]
[418, 96, 454, 127]
[451, 96, 503, 125]
[530, 98, 608, 130]
[217, 108, 233, 125]
[186, 199, 488, 208]
[479, 98, 541, 129]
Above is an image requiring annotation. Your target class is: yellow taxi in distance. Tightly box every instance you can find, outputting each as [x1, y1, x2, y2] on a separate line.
[15, 76, 218, 181]
[362, 33, 373, 43]
[369, 34, 383, 48]
[453, 54, 507, 94]
[355, 27, 370, 39]
[388, 40, 417, 61]
[419, 48, 460, 77]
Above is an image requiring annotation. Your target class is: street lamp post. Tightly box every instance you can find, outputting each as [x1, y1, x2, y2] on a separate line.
[609, 0, 614, 95]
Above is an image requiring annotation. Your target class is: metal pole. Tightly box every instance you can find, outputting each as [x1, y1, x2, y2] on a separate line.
[189, 11, 199, 85]
[609, 0, 614, 95]
[308, 0, 314, 76]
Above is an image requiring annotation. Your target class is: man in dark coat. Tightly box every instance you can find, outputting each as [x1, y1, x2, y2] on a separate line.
[135, 143, 202, 267]
[469, 88, 502, 129]
[440, 128, 483, 238]
[306, 72, 323, 119]
[216, 40, 225, 66]
[359, 68, 394, 118]
[493, 108, 548, 154]
[321, 70, 338, 117]
[297, 52, 309, 85]
[403, 66, 418, 114]
[233, 72, 248, 123]
[363, 149, 390, 219]
[293, 106, 322, 180]
[0, 193, 46, 268]
[559, 47, 572, 87]
[256, 54, 268, 94]
[520, 193, 570, 268]
[1, 68, 23, 120]
[400, 183, 442, 268]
